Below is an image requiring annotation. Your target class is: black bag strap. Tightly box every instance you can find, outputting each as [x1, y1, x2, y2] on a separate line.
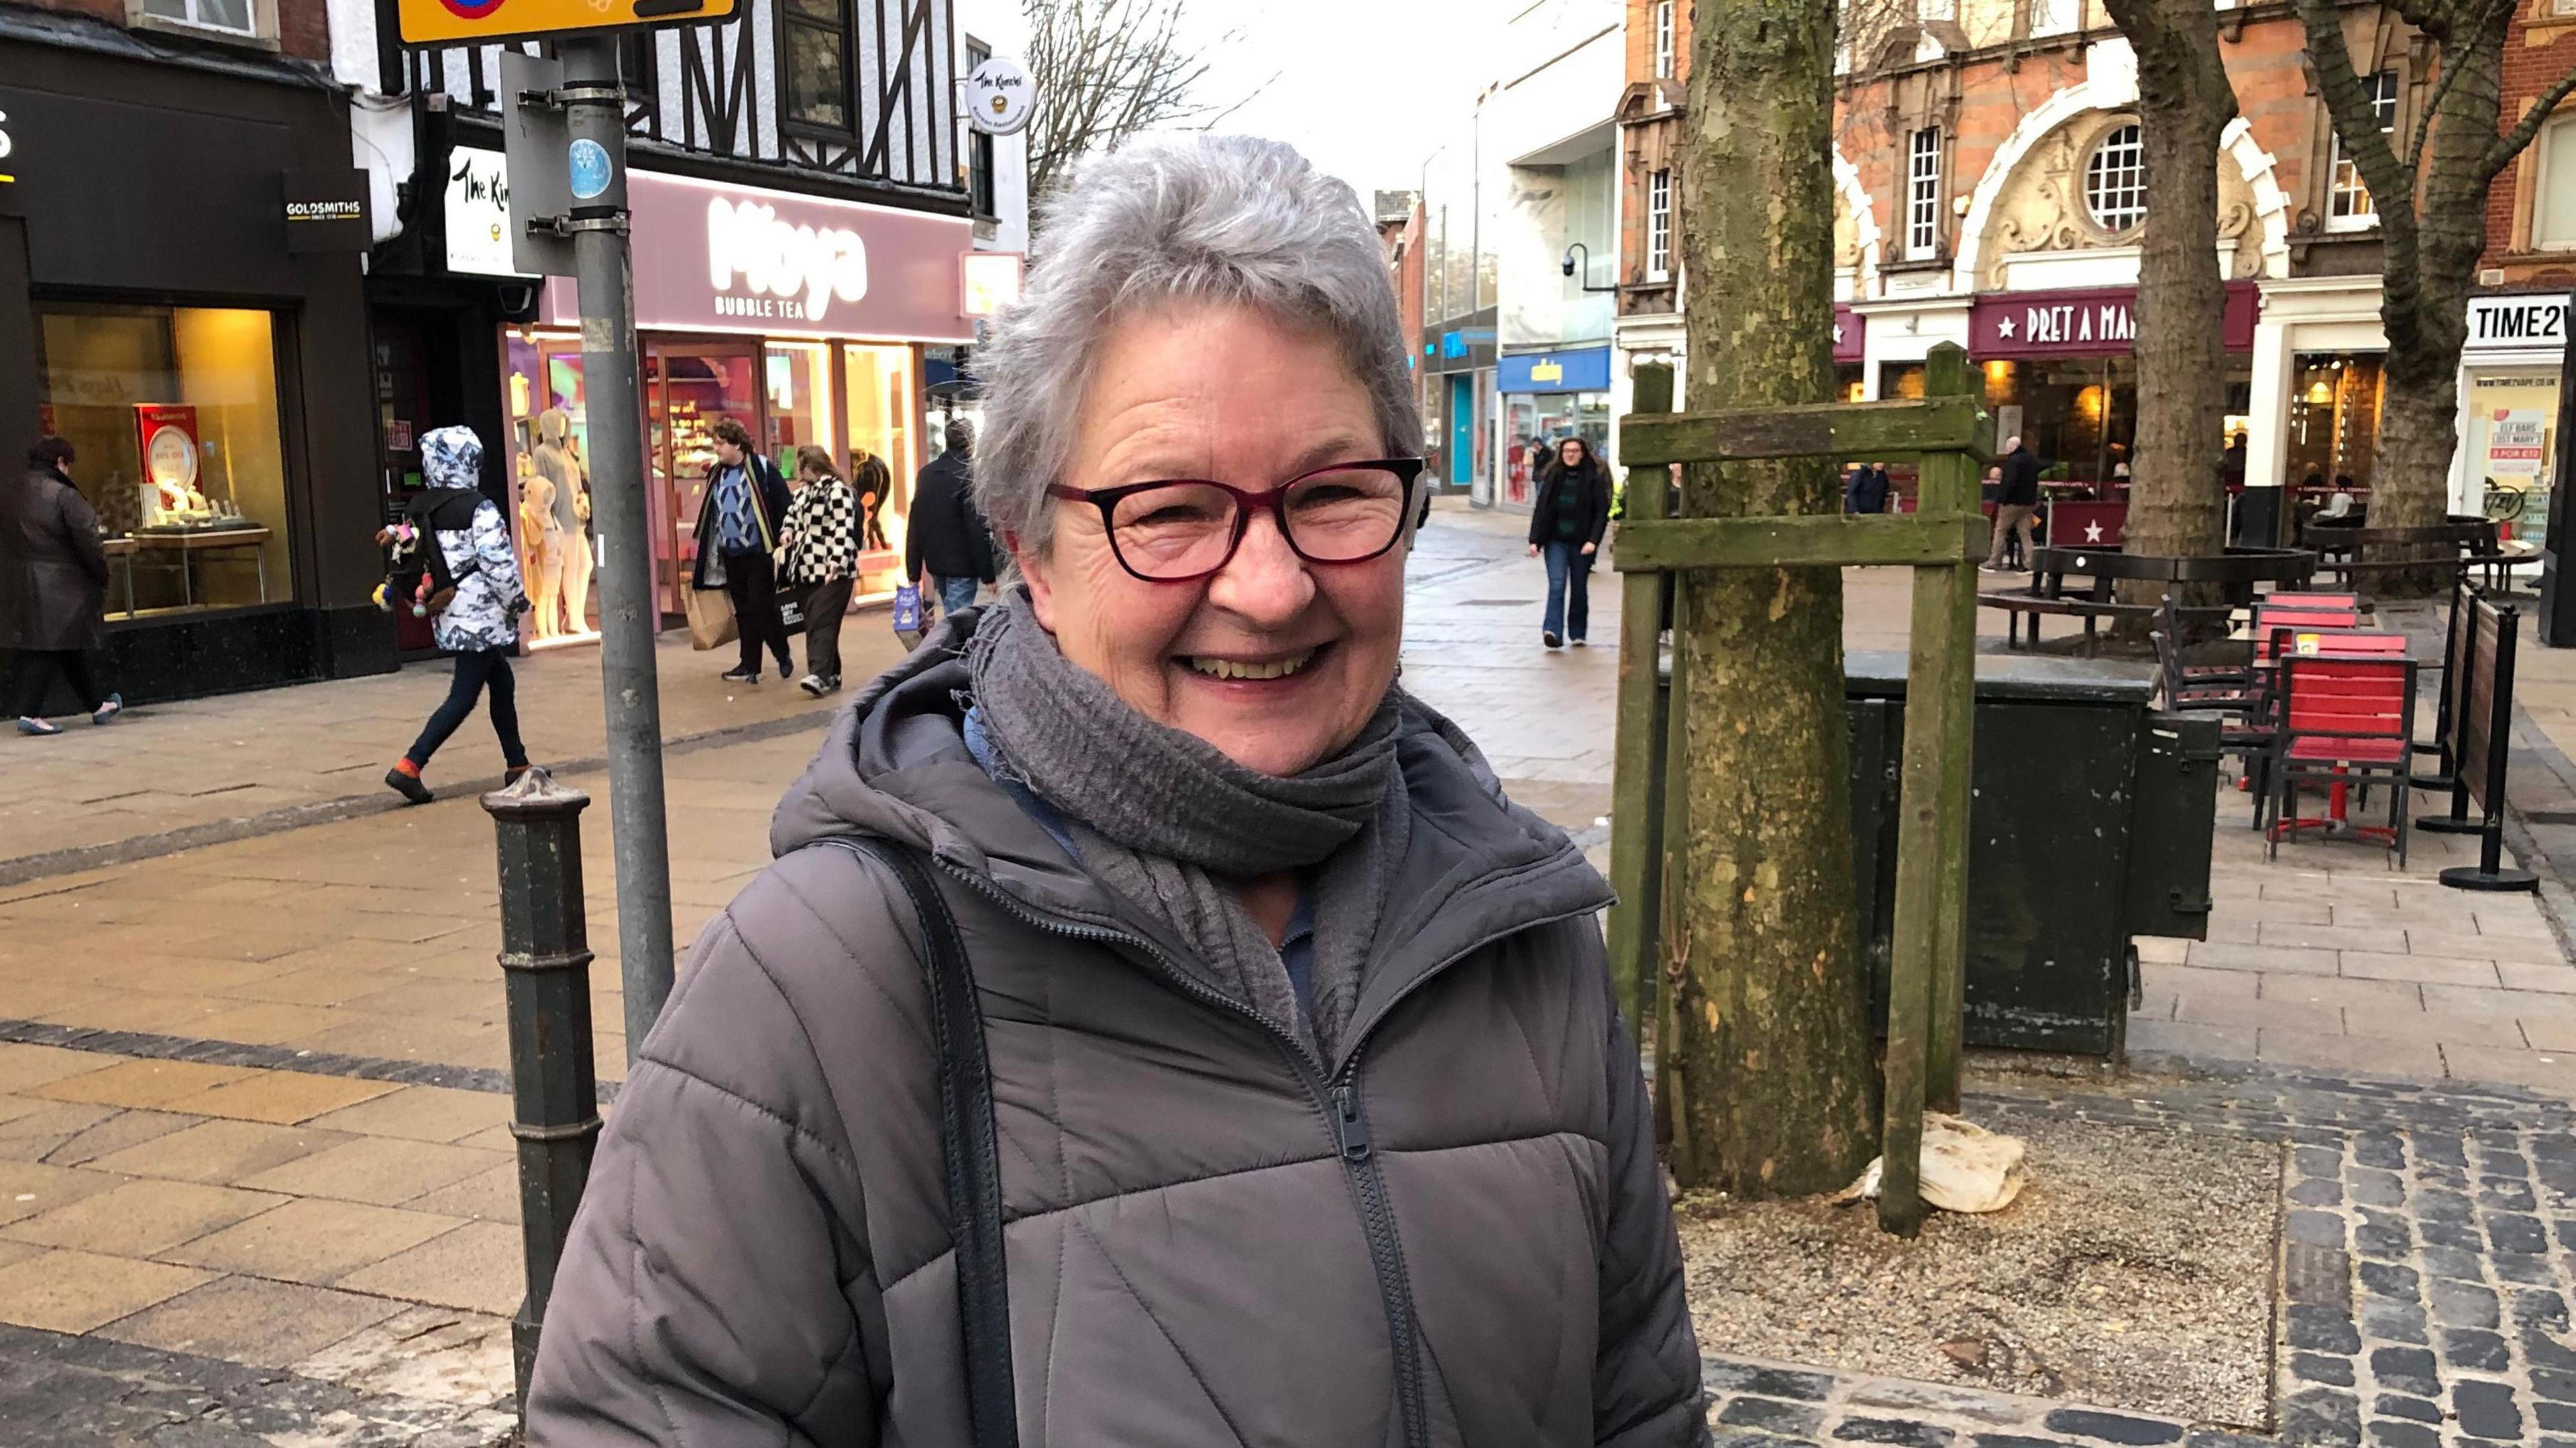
[833, 837, 1020, 1448]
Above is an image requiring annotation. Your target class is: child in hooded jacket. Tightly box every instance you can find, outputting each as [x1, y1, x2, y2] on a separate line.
[382, 425, 533, 803]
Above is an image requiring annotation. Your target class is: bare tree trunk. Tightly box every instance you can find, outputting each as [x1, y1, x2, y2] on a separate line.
[1666, 0, 1880, 1197]
[2102, 0, 2237, 617]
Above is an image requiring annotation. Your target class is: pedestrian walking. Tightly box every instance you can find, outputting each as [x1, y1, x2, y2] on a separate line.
[849, 443, 892, 553]
[906, 416, 995, 616]
[692, 416, 794, 684]
[1526, 434, 1612, 648]
[1845, 459, 1891, 514]
[527, 133, 1703, 1447]
[781, 444, 860, 697]
[1983, 433, 2041, 572]
[4, 435, 119, 735]
[382, 427, 530, 803]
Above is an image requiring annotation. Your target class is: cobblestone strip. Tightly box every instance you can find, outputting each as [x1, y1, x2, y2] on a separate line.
[1701, 1352, 2265, 1448]
[0, 1016, 623, 1103]
[0, 1323, 513, 1447]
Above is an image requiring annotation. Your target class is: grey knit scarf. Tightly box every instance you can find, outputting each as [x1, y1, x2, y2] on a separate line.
[965, 592, 1406, 1057]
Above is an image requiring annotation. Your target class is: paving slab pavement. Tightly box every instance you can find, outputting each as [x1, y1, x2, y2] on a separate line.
[0, 625, 900, 886]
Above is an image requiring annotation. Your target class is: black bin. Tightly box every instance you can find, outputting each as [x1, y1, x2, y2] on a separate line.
[1841, 651, 2218, 1058]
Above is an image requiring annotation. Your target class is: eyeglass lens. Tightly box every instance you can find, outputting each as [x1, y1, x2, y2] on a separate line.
[1108, 465, 1410, 579]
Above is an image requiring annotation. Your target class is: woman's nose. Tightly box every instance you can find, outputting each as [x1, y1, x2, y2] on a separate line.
[1205, 510, 1316, 624]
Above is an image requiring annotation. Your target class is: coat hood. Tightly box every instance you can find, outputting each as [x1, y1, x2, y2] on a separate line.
[771, 608, 1615, 1048]
[419, 425, 483, 492]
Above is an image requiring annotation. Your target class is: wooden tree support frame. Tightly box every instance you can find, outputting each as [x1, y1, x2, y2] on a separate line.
[1606, 343, 1992, 1237]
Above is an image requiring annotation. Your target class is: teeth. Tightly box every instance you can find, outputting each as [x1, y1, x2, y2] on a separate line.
[1186, 649, 1316, 681]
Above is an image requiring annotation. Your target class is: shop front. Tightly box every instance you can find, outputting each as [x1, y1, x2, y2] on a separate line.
[2450, 291, 2567, 543]
[0, 44, 384, 704]
[1426, 310, 1497, 500]
[2244, 274, 2387, 500]
[1968, 282, 2259, 491]
[511, 170, 975, 622]
[1833, 307, 1867, 401]
[1497, 345, 1611, 510]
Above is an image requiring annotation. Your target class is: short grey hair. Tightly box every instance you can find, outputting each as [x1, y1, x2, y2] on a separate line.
[973, 134, 1424, 554]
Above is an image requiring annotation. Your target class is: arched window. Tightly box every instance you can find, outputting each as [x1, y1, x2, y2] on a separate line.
[2084, 123, 2146, 234]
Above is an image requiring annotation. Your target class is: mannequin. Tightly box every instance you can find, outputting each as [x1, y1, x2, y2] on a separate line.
[533, 409, 595, 637]
[517, 450, 562, 640]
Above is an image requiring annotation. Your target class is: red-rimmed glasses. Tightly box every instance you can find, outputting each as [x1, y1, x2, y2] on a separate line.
[1046, 457, 1426, 582]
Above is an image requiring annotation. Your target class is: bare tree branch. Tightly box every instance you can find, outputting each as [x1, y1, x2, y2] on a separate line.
[2487, 57, 2576, 178]
[1023, 0, 1254, 200]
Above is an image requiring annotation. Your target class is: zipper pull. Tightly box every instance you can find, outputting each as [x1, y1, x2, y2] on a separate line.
[1333, 1084, 1373, 1162]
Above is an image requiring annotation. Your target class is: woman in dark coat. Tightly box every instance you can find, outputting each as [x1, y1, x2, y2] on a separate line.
[1525, 435, 1614, 648]
[5, 436, 119, 735]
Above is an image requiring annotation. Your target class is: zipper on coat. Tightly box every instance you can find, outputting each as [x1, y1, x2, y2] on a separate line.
[1329, 1076, 1429, 1448]
[909, 850, 1590, 1448]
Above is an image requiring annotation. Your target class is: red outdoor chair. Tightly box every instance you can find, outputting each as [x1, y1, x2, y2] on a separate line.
[2266, 655, 2419, 867]
[2265, 591, 2361, 610]
[2255, 605, 2363, 632]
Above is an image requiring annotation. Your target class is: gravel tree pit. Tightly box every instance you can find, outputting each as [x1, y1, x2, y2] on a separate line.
[1678, 1107, 2280, 1429]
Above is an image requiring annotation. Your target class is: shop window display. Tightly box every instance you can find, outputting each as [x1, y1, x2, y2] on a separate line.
[38, 303, 294, 617]
[2286, 353, 2385, 492]
[2462, 369, 2555, 545]
[502, 328, 601, 644]
[843, 343, 917, 593]
[1980, 357, 2140, 488]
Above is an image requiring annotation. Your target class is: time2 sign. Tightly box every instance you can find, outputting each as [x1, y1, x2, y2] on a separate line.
[396, 0, 735, 48]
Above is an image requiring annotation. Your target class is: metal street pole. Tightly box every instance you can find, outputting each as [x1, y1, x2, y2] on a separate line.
[556, 36, 675, 1062]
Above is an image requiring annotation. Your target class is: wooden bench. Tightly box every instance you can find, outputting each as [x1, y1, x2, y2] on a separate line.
[2298, 520, 2514, 589]
[1981, 545, 2316, 654]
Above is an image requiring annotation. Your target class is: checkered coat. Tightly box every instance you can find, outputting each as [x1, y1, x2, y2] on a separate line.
[782, 476, 859, 585]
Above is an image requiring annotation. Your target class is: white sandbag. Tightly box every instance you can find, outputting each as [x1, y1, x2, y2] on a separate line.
[1829, 1113, 2028, 1214]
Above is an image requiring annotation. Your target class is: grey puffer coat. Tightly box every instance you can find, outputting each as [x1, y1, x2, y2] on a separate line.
[526, 612, 1706, 1447]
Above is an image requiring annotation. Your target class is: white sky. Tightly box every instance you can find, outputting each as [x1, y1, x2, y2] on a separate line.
[1153, 0, 1507, 205]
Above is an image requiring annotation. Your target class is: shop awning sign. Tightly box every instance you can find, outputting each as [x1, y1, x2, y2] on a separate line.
[1833, 305, 1864, 363]
[2465, 294, 2570, 352]
[282, 169, 370, 253]
[965, 58, 1035, 137]
[540, 169, 975, 342]
[397, 0, 736, 47]
[1499, 346, 1611, 394]
[1970, 282, 2257, 360]
[443, 147, 531, 278]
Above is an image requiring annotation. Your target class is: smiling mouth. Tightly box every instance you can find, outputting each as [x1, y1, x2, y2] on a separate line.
[1181, 647, 1321, 681]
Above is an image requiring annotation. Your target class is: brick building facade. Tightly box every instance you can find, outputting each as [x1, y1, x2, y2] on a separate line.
[1607, 1, 2529, 514]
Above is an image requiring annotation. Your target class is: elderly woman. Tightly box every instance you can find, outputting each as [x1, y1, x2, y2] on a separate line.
[527, 136, 1703, 1447]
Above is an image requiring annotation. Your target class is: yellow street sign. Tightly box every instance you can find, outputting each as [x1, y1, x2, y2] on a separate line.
[396, 0, 733, 48]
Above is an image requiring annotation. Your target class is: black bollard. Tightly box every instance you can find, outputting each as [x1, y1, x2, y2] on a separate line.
[482, 767, 603, 1414]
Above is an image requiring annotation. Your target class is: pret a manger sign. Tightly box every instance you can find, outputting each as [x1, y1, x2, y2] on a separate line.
[706, 197, 867, 324]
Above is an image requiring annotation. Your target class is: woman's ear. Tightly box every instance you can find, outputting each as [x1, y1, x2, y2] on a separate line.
[1010, 533, 1057, 631]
